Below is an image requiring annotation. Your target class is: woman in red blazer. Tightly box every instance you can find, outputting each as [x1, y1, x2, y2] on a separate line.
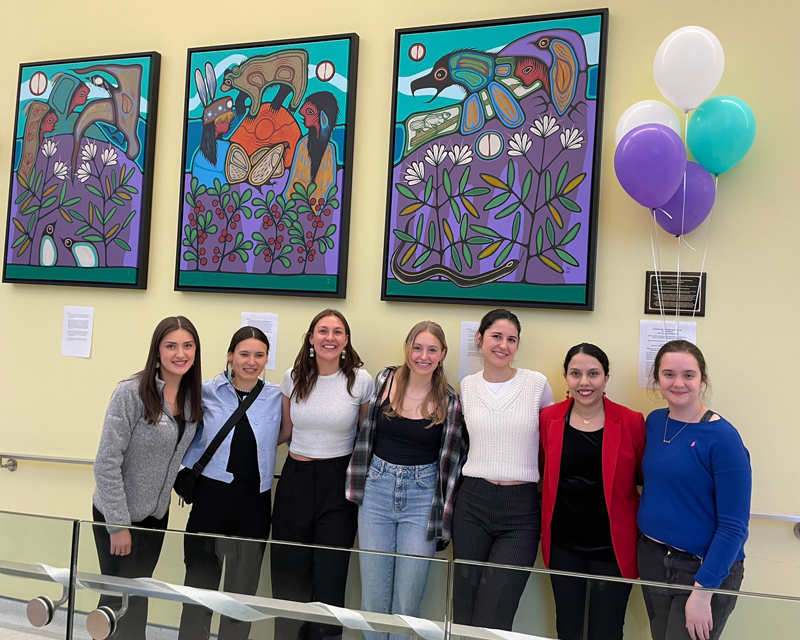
[540, 343, 646, 640]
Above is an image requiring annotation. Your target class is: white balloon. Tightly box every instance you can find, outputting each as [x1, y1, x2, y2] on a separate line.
[614, 100, 682, 146]
[654, 26, 724, 112]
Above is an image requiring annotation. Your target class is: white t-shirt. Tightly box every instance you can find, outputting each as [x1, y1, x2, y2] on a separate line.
[280, 368, 374, 458]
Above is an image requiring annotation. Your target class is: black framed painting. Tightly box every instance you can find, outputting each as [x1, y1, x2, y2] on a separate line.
[174, 34, 359, 297]
[381, 10, 608, 309]
[3, 52, 160, 288]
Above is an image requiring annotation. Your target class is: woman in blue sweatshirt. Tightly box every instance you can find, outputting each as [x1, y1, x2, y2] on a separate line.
[638, 340, 751, 640]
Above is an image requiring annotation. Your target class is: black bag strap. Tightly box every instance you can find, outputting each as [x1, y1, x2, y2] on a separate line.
[193, 380, 264, 473]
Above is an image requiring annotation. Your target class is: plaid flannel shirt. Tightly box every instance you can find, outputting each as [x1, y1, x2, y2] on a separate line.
[345, 366, 465, 544]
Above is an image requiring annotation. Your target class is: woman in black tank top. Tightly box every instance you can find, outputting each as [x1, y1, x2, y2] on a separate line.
[345, 321, 464, 640]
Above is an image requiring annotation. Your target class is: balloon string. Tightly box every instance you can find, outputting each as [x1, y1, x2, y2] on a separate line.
[677, 110, 689, 339]
[650, 208, 667, 338]
[692, 175, 718, 321]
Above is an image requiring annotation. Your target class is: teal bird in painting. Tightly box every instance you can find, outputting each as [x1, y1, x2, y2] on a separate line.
[39, 223, 58, 267]
[62, 237, 99, 268]
[410, 51, 525, 135]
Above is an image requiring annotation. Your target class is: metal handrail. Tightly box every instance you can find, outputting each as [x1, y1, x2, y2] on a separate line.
[1, 453, 798, 530]
[1, 453, 94, 472]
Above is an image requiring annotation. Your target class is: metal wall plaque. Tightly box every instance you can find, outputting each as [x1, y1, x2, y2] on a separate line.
[645, 271, 706, 317]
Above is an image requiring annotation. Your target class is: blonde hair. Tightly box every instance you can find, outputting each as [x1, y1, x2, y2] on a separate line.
[384, 321, 449, 427]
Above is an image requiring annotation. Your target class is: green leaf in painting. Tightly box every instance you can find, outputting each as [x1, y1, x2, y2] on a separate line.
[556, 162, 569, 193]
[86, 184, 103, 198]
[495, 242, 513, 268]
[484, 192, 511, 211]
[561, 223, 581, 245]
[443, 169, 452, 197]
[461, 242, 473, 268]
[395, 183, 418, 201]
[546, 218, 555, 246]
[536, 227, 543, 253]
[415, 215, 424, 241]
[493, 201, 518, 220]
[412, 250, 431, 268]
[469, 224, 500, 238]
[114, 238, 132, 251]
[428, 221, 436, 248]
[393, 230, 416, 243]
[424, 176, 433, 204]
[507, 160, 515, 190]
[555, 248, 579, 266]
[558, 196, 581, 212]
[183, 250, 198, 261]
[545, 171, 552, 199]
[459, 166, 471, 194]
[450, 245, 462, 271]
[521, 171, 532, 201]
[512, 212, 521, 241]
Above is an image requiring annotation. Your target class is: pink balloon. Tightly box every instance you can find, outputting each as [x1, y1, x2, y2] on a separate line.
[654, 162, 716, 236]
[614, 124, 687, 209]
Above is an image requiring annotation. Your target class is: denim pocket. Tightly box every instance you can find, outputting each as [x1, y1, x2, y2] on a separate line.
[367, 465, 382, 481]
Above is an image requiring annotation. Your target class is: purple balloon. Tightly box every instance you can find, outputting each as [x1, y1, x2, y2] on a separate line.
[653, 161, 715, 236]
[614, 124, 687, 208]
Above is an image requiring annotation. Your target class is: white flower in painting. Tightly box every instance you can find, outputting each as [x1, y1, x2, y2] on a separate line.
[424, 143, 447, 167]
[404, 161, 425, 186]
[53, 161, 68, 180]
[81, 141, 97, 161]
[101, 147, 118, 166]
[507, 132, 531, 157]
[448, 144, 473, 166]
[41, 139, 57, 158]
[530, 115, 560, 138]
[77, 162, 92, 183]
[560, 128, 584, 151]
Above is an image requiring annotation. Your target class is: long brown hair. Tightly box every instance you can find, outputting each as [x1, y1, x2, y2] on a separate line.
[138, 316, 202, 424]
[384, 321, 450, 427]
[290, 309, 363, 402]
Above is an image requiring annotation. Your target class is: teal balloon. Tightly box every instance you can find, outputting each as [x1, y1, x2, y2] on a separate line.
[687, 96, 756, 175]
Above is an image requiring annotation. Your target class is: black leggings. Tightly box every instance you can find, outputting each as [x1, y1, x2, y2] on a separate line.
[271, 454, 358, 640]
[452, 477, 541, 630]
[91, 504, 168, 640]
[549, 543, 631, 640]
[179, 477, 272, 640]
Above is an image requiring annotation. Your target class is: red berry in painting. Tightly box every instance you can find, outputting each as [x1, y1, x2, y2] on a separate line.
[213, 199, 219, 206]
[268, 238, 275, 245]
[229, 254, 235, 262]
[199, 248, 206, 255]
[212, 256, 219, 263]
[200, 258, 207, 266]
[227, 206, 234, 213]
[306, 232, 312, 238]
[278, 224, 285, 231]
[308, 255, 314, 262]
[324, 209, 331, 216]
[271, 205, 278, 212]
[298, 257, 304, 263]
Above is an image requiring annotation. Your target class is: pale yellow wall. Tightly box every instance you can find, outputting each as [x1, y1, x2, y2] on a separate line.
[1, 0, 799, 632]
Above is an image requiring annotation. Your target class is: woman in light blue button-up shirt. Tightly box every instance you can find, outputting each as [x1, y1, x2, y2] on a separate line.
[178, 326, 282, 640]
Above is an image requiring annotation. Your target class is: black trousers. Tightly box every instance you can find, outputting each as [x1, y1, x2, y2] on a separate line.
[91, 504, 168, 640]
[549, 543, 631, 640]
[179, 477, 272, 640]
[638, 535, 744, 640]
[452, 477, 541, 630]
[271, 454, 358, 640]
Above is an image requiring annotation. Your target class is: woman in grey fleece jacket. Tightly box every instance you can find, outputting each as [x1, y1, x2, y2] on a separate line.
[92, 316, 202, 640]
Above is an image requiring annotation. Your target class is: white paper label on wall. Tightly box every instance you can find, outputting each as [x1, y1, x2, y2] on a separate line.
[241, 312, 279, 370]
[638, 320, 697, 388]
[459, 321, 482, 382]
[61, 306, 94, 358]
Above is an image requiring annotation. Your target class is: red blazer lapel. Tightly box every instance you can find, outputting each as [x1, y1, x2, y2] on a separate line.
[601, 397, 622, 514]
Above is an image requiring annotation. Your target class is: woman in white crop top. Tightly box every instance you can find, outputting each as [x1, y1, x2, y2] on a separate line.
[452, 308, 554, 631]
[270, 309, 373, 640]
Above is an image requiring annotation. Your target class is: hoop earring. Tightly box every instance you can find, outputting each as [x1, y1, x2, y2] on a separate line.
[310, 346, 315, 358]
[225, 362, 233, 382]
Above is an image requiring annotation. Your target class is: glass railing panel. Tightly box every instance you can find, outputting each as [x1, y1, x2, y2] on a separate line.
[453, 558, 800, 640]
[0, 510, 77, 638]
[73, 521, 450, 640]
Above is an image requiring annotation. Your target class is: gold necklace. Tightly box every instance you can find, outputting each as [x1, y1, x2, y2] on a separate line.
[573, 407, 604, 425]
[663, 408, 704, 444]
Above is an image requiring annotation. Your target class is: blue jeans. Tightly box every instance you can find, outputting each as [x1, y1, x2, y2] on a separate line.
[358, 456, 438, 640]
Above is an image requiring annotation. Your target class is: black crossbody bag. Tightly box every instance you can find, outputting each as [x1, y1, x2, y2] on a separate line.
[173, 380, 264, 505]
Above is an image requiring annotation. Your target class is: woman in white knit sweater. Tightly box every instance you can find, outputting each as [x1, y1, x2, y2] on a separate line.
[452, 308, 554, 630]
